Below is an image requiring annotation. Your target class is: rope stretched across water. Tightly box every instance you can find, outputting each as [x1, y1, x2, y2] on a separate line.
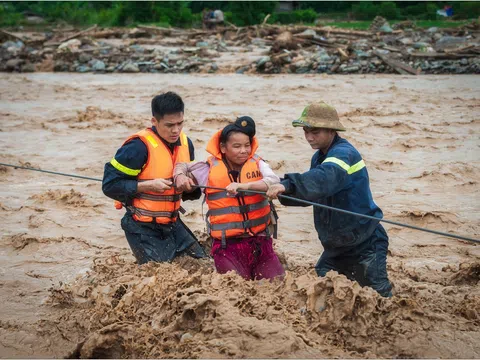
[0, 163, 103, 182]
[194, 185, 479, 244]
[1, 162, 478, 245]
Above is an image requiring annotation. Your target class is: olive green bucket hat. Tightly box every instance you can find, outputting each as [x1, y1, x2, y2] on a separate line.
[292, 101, 346, 131]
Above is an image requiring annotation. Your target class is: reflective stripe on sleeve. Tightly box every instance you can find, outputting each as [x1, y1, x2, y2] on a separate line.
[322, 157, 366, 175]
[110, 158, 141, 176]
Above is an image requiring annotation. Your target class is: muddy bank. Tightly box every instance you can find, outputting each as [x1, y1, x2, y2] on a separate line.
[49, 256, 479, 358]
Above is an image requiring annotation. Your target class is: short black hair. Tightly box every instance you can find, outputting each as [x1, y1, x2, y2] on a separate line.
[151, 92, 184, 119]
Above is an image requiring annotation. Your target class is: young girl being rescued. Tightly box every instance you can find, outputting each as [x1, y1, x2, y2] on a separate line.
[174, 116, 285, 281]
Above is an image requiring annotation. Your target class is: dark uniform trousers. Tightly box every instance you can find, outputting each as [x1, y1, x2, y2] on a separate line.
[121, 213, 206, 265]
[315, 224, 392, 297]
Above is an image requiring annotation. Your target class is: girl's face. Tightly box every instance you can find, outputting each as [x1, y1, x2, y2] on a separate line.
[220, 132, 251, 167]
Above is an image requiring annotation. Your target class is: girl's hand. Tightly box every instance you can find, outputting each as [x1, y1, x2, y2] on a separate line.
[226, 182, 244, 196]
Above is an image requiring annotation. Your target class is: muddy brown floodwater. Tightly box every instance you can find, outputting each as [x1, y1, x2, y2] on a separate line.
[0, 73, 479, 358]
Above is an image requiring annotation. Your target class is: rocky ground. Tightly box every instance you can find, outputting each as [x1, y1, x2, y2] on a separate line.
[1, 17, 480, 75]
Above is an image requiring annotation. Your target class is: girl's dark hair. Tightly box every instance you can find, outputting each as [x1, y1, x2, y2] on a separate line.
[220, 116, 256, 143]
[220, 130, 252, 144]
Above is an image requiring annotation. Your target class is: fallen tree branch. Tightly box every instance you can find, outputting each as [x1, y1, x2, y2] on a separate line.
[409, 51, 477, 59]
[374, 50, 419, 75]
[58, 24, 98, 43]
[0, 29, 25, 42]
[262, 14, 271, 26]
[382, 45, 401, 52]
[294, 35, 345, 49]
[226, 21, 238, 31]
[443, 45, 475, 54]
[315, 26, 373, 37]
[75, 46, 112, 53]
[137, 25, 172, 36]
[337, 47, 350, 61]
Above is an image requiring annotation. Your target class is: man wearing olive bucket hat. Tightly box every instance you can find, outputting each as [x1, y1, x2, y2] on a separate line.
[267, 101, 392, 297]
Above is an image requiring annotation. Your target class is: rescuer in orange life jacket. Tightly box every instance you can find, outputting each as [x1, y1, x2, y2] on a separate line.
[174, 116, 285, 281]
[102, 92, 206, 264]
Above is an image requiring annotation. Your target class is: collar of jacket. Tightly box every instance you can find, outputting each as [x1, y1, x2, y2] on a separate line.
[151, 126, 181, 152]
[319, 133, 341, 157]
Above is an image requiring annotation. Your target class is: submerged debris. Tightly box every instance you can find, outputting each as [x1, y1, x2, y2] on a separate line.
[1, 18, 479, 75]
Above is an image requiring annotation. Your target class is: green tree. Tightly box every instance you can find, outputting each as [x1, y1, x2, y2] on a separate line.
[352, 1, 378, 20]
[227, 1, 277, 26]
[425, 3, 438, 20]
[454, 2, 480, 19]
[379, 2, 399, 19]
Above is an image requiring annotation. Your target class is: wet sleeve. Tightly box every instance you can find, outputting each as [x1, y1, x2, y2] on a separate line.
[279, 150, 352, 204]
[181, 162, 206, 201]
[188, 162, 211, 187]
[182, 137, 202, 201]
[101, 139, 147, 203]
[258, 160, 280, 186]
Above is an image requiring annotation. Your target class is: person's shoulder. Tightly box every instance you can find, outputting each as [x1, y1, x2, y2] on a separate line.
[329, 138, 361, 161]
[118, 137, 148, 157]
[333, 137, 357, 152]
[123, 136, 146, 148]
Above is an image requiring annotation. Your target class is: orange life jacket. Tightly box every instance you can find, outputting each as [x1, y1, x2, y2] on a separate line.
[205, 130, 271, 246]
[124, 128, 190, 224]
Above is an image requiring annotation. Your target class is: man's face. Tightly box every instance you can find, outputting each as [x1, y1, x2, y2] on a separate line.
[303, 127, 334, 149]
[152, 112, 184, 143]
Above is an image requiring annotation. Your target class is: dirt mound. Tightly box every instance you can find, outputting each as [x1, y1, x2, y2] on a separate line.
[30, 189, 90, 207]
[49, 259, 334, 358]
[68, 323, 130, 359]
[449, 262, 480, 286]
[46, 255, 480, 359]
[272, 31, 298, 52]
[455, 294, 480, 322]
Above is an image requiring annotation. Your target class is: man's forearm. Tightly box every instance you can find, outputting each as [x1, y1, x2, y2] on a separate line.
[283, 166, 347, 201]
[174, 162, 189, 180]
[102, 163, 138, 202]
[137, 181, 154, 193]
